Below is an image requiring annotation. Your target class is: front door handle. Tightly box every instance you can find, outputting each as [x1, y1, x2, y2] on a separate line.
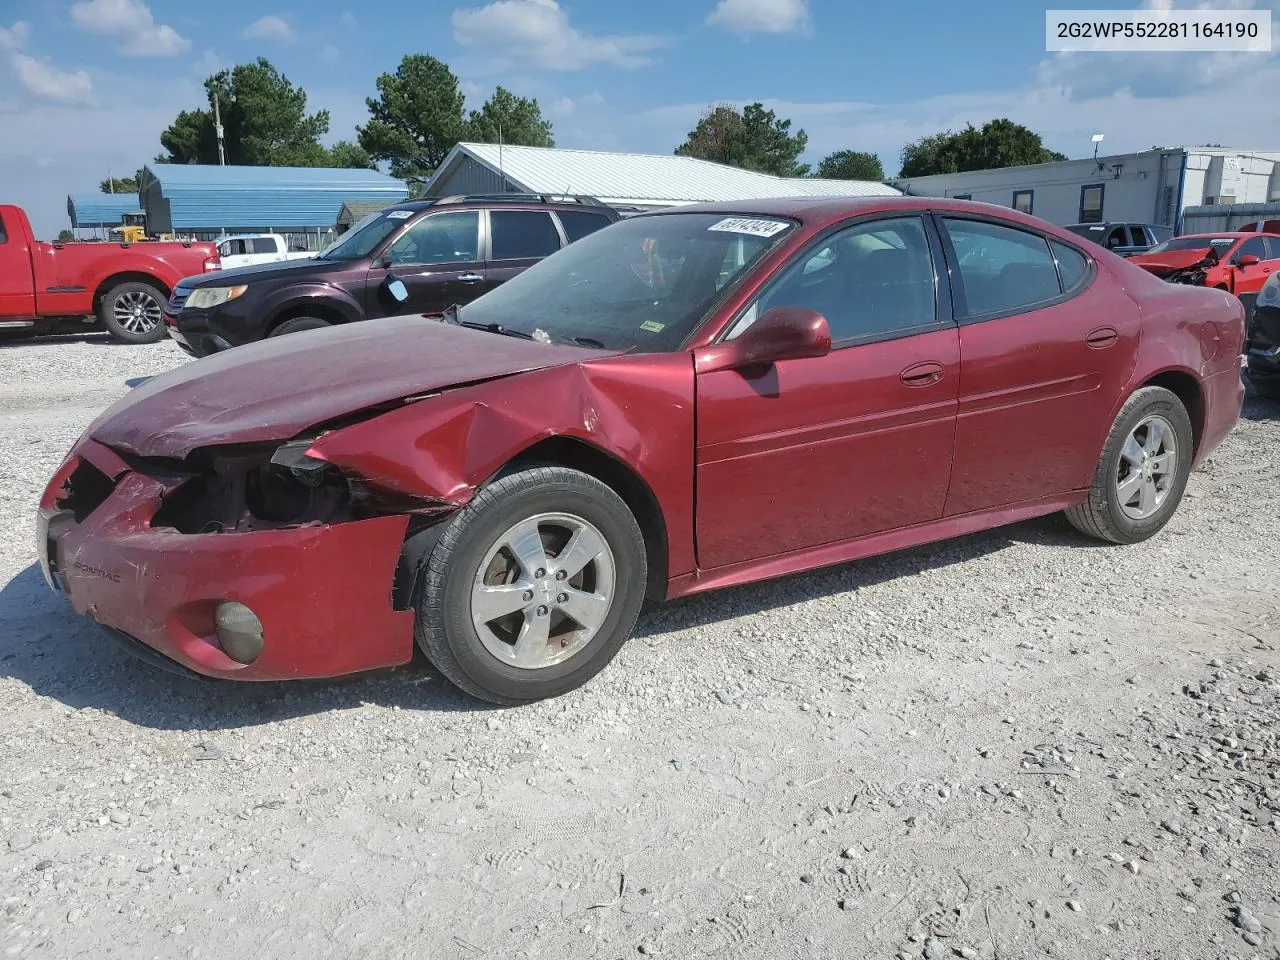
[900, 361, 944, 386]
[1086, 326, 1119, 348]
[456, 272, 483, 283]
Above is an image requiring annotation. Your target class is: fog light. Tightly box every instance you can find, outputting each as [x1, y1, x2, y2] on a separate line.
[213, 601, 264, 664]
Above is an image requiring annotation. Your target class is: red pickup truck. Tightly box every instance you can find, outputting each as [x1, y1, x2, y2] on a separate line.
[0, 204, 220, 343]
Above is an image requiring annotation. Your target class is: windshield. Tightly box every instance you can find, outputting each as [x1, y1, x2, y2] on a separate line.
[317, 210, 414, 261]
[1146, 236, 1237, 255]
[458, 212, 795, 351]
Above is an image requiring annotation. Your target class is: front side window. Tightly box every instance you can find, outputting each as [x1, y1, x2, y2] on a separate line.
[1079, 184, 1105, 224]
[1104, 227, 1127, 249]
[220, 239, 246, 256]
[1235, 237, 1267, 263]
[944, 218, 1062, 318]
[458, 212, 794, 352]
[385, 211, 479, 266]
[490, 210, 561, 261]
[1013, 191, 1034, 215]
[729, 216, 938, 344]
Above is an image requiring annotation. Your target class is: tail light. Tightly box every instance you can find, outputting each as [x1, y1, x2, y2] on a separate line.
[203, 256, 221, 272]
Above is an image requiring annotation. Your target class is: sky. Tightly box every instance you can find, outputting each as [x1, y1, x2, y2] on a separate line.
[1, 0, 1279, 239]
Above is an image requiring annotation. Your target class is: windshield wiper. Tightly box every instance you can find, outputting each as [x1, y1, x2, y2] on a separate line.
[570, 336, 607, 349]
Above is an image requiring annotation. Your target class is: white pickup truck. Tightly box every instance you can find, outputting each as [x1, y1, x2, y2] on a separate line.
[215, 234, 315, 270]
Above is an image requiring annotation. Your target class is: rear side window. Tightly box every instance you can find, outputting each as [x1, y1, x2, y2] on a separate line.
[250, 237, 277, 254]
[556, 210, 612, 244]
[1051, 240, 1090, 292]
[490, 210, 561, 261]
[943, 218, 1063, 318]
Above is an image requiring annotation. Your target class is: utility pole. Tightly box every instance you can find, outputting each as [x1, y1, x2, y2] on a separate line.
[107, 168, 113, 193]
[498, 123, 505, 192]
[214, 94, 226, 166]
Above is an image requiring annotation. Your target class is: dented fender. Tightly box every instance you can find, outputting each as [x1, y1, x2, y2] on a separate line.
[306, 353, 699, 585]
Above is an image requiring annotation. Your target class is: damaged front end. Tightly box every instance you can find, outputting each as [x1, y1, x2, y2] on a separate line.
[1135, 246, 1219, 286]
[148, 435, 457, 536]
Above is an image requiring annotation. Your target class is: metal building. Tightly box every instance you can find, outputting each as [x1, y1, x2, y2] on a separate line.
[66, 192, 142, 234]
[890, 147, 1280, 231]
[139, 164, 409, 249]
[424, 142, 901, 208]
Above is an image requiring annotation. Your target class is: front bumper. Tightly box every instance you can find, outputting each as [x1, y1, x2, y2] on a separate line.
[37, 440, 415, 681]
[165, 305, 233, 358]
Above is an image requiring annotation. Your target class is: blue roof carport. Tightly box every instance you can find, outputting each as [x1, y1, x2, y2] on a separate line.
[139, 164, 408, 234]
[67, 193, 142, 228]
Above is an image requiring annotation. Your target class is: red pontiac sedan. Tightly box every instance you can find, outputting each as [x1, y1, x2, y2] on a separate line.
[37, 198, 1245, 704]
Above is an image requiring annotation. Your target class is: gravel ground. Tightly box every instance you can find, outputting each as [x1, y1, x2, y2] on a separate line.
[1, 333, 1278, 960]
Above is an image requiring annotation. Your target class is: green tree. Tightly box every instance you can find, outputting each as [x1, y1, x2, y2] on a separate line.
[56, 229, 75, 242]
[815, 150, 885, 181]
[899, 119, 1066, 177]
[156, 58, 331, 167]
[676, 102, 809, 177]
[99, 175, 140, 193]
[325, 140, 376, 169]
[466, 86, 554, 148]
[358, 54, 466, 180]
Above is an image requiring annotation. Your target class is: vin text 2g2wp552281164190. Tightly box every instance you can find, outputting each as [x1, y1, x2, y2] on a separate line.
[39, 197, 1244, 704]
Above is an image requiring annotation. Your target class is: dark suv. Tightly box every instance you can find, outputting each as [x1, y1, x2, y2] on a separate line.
[165, 194, 621, 357]
[1063, 222, 1172, 257]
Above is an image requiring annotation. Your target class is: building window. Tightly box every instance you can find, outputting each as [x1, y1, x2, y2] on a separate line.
[1013, 190, 1034, 215]
[1079, 184, 1105, 224]
[953, 193, 972, 201]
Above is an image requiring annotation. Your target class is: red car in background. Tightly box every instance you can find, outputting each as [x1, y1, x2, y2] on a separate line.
[1128, 231, 1280, 315]
[38, 198, 1244, 704]
[0, 204, 219, 343]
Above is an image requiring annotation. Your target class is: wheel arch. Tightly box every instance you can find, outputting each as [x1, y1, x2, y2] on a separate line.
[1140, 367, 1205, 456]
[390, 434, 670, 611]
[93, 271, 169, 306]
[265, 299, 353, 335]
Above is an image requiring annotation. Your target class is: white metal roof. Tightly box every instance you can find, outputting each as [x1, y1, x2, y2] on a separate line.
[430, 143, 900, 206]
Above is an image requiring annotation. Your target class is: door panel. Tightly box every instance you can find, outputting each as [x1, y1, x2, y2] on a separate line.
[484, 209, 563, 295]
[368, 210, 483, 317]
[0, 212, 37, 319]
[945, 277, 1139, 515]
[696, 329, 961, 568]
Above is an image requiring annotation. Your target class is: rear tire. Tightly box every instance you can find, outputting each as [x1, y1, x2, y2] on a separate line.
[270, 317, 331, 338]
[98, 281, 167, 344]
[415, 465, 647, 705]
[1065, 386, 1194, 544]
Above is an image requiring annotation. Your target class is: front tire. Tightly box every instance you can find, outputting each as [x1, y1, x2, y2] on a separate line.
[99, 281, 167, 344]
[416, 466, 647, 705]
[270, 317, 331, 337]
[1065, 386, 1194, 544]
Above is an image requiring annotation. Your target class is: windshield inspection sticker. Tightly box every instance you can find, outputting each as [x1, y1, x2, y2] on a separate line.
[639, 320, 666, 333]
[385, 210, 413, 219]
[707, 217, 789, 238]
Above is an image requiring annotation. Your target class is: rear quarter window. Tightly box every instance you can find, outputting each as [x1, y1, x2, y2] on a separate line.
[556, 210, 612, 244]
[1051, 240, 1090, 292]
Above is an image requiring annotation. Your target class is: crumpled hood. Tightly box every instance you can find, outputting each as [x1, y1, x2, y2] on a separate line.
[89, 316, 611, 458]
[1129, 247, 1216, 277]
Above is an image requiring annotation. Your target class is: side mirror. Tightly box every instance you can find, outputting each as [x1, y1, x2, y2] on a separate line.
[1238, 254, 1261, 267]
[695, 306, 832, 374]
[386, 277, 409, 303]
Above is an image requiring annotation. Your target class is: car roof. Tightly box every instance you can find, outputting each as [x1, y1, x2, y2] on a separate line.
[630, 196, 1079, 233]
[1177, 232, 1259, 239]
[385, 195, 618, 214]
[1065, 221, 1164, 229]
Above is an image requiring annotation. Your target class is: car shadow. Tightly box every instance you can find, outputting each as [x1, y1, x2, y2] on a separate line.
[0, 513, 1094, 731]
[0, 331, 120, 349]
[1242, 385, 1279, 422]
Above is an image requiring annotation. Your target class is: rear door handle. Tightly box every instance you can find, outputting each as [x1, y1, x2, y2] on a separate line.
[456, 272, 483, 283]
[900, 361, 944, 386]
[1085, 326, 1119, 348]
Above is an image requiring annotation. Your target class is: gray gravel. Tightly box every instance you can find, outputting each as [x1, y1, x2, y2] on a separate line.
[1, 333, 1278, 959]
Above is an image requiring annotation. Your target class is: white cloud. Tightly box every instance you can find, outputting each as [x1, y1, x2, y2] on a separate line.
[452, 0, 666, 70]
[244, 15, 296, 43]
[11, 53, 94, 105]
[0, 21, 93, 106]
[0, 21, 30, 51]
[707, 0, 810, 34]
[339, 11, 358, 27]
[69, 0, 190, 58]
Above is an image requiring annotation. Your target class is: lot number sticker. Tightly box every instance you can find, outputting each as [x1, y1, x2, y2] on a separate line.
[385, 210, 413, 219]
[707, 217, 790, 238]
